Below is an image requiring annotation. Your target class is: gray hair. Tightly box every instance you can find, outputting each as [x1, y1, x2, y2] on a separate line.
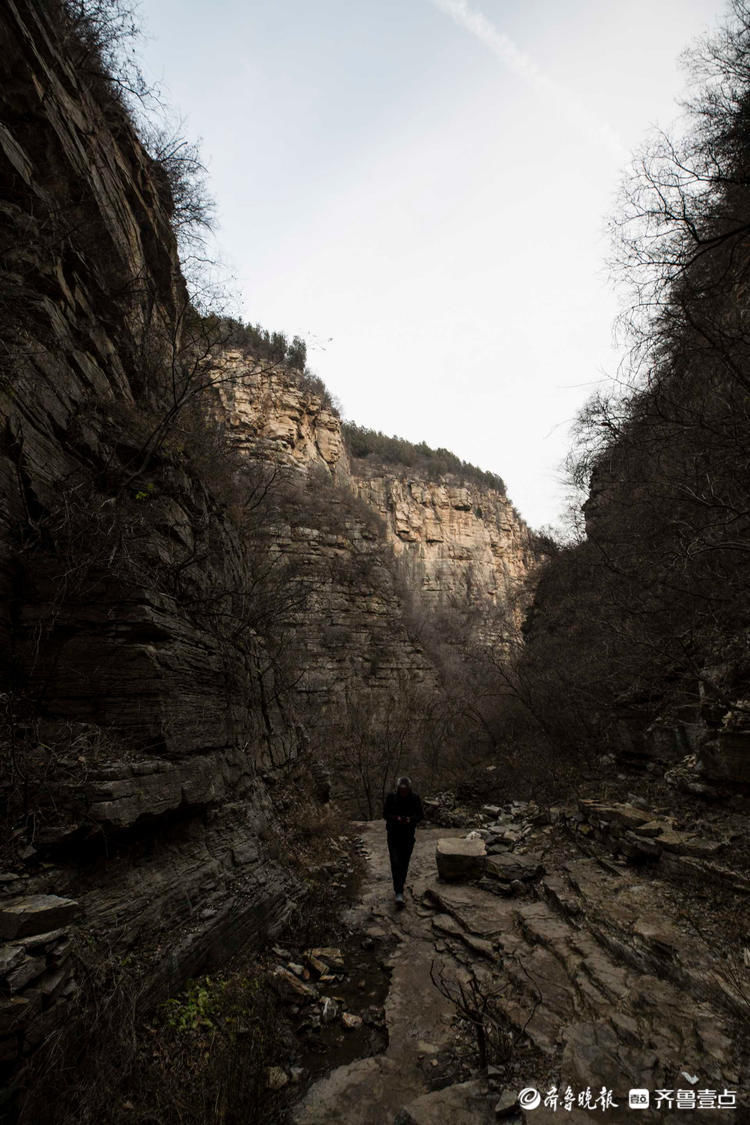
[396, 776, 412, 789]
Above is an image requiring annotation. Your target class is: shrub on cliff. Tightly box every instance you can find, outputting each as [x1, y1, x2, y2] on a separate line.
[217, 316, 340, 413]
[60, 0, 146, 107]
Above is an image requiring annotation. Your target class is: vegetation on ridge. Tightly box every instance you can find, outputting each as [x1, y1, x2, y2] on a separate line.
[343, 422, 508, 494]
[212, 315, 341, 413]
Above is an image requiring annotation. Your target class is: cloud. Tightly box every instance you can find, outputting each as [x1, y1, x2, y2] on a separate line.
[431, 0, 629, 162]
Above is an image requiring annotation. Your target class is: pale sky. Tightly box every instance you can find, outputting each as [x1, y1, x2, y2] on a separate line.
[138, 0, 725, 529]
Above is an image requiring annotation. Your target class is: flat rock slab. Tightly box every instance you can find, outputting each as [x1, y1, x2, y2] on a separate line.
[397, 1078, 496, 1124]
[579, 801, 650, 830]
[294, 820, 745, 1124]
[431, 913, 496, 959]
[306, 946, 345, 970]
[0, 896, 81, 940]
[655, 829, 724, 858]
[293, 1056, 418, 1125]
[425, 883, 517, 941]
[631, 819, 671, 837]
[431, 912, 463, 937]
[436, 837, 486, 881]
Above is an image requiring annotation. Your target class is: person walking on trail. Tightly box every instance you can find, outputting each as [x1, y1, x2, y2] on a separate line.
[384, 776, 424, 907]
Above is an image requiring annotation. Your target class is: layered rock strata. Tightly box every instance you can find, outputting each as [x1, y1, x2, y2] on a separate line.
[0, 0, 541, 1095]
[0, 0, 306, 1079]
[293, 808, 748, 1124]
[211, 353, 349, 483]
[206, 351, 542, 714]
[352, 470, 539, 637]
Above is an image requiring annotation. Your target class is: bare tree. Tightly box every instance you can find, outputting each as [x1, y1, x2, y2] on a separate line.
[429, 959, 517, 1071]
[505, 1, 750, 770]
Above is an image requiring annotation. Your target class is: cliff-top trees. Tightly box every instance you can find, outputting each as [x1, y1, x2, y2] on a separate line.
[343, 423, 507, 493]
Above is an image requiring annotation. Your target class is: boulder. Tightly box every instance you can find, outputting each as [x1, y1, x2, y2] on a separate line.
[267, 1066, 289, 1090]
[306, 946, 344, 972]
[436, 837, 486, 881]
[579, 801, 651, 831]
[0, 896, 81, 941]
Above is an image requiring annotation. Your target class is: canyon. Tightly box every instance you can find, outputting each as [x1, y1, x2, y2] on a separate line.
[0, 0, 541, 1100]
[0, 1, 747, 1122]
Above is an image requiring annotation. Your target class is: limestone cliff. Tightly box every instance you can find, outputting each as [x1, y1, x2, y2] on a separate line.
[206, 352, 440, 720]
[211, 351, 349, 483]
[210, 352, 541, 651]
[350, 469, 539, 637]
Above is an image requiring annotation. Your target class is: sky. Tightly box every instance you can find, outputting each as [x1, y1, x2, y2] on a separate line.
[138, 0, 726, 529]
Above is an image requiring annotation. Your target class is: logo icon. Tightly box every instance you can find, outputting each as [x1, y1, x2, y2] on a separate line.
[629, 1089, 650, 1109]
[518, 1088, 542, 1110]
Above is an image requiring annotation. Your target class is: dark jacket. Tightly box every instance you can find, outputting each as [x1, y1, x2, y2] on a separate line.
[384, 790, 424, 837]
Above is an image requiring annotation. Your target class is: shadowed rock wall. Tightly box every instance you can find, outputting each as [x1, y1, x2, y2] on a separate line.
[0, 0, 305, 1074]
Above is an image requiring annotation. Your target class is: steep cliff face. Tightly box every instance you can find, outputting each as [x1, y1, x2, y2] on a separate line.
[207, 353, 439, 719]
[211, 352, 349, 483]
[210, 353, 541, 653]
[0, 0, 307, 1073]
[350, 469, 539, 635]
[0, 0, 542, 1087]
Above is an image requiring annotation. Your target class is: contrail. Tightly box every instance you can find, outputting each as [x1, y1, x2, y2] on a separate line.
[431, 0, 629, 163]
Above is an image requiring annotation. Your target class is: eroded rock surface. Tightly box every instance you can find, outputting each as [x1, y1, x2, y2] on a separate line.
[352, 472, 540, 643]
[292, 812, 748, 1125]
[211, 353, 349, 482]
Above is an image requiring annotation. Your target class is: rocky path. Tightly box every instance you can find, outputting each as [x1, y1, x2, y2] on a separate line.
[291, 810, 748, 1125]
[292, 823, 473, 1125]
